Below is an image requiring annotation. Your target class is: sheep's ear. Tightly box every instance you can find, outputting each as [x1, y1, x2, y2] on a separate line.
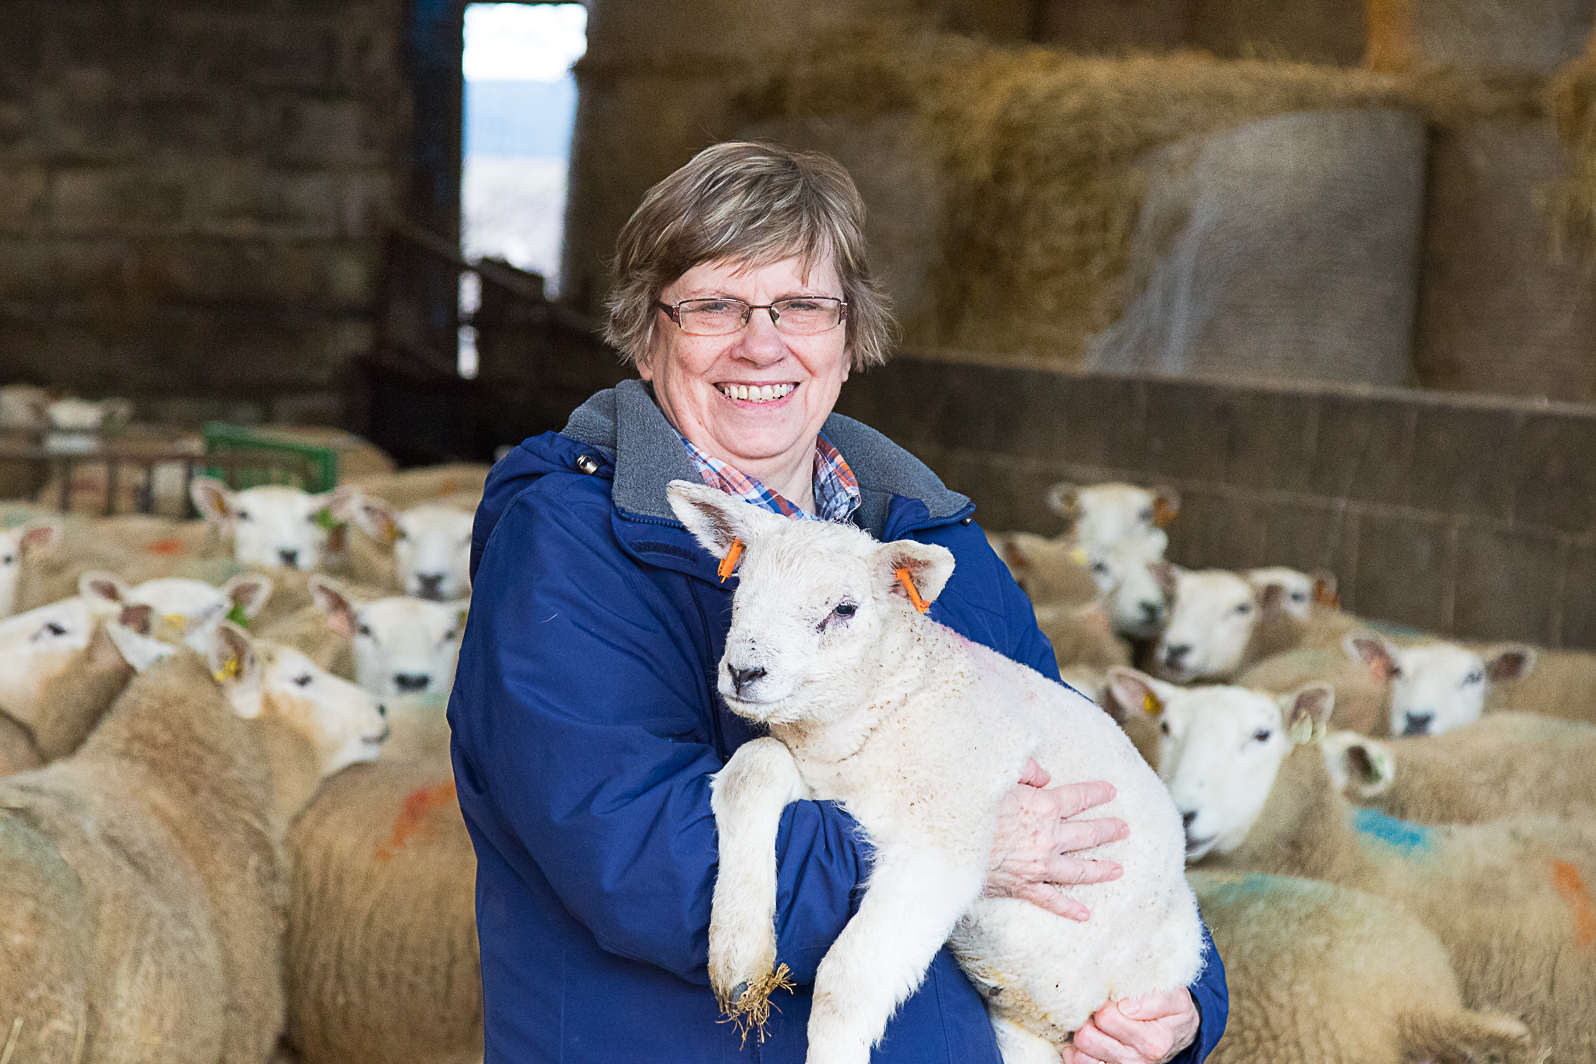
[1345, 633, 1400, 682]
[105, 609, 177, 672]
[1045, 481, 1081, 522]
[666, 480, 780, 559]
[79, 570, 131, 607]
[190, 477, 234, 524]
[209, 621, 262, 718]
[309, 575, 358, 637]
[1322, 731, 1394, 798]
[1281, 683, 1335, 745]
[1255, 582, 1285, 617]
[1151, 486, 1180, 529]
[1103, 667, 1178, 723]
[1310, 570, 1339, 608]
[19, 519, 62, 559]
[317, 484, 358, 521]
[219, 574, 273, 620]
[352, 494, 402, 546]
[1150, 560, 1179, 601]
[876, 540, 955, 608]
[1486, 644, 1535, 684]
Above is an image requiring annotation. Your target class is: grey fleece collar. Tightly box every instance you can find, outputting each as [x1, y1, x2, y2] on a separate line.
[560, 378, 969, 534]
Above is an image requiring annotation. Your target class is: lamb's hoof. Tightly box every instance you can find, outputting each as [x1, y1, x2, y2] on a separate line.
[716, 964, 795, 1048]
[730, 981, 749, 1003]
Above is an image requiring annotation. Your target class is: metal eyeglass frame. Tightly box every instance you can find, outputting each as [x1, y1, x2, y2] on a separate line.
[654, 296, 849, 335]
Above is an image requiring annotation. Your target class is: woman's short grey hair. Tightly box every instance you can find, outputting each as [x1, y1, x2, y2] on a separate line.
[604, 141, 896, 371]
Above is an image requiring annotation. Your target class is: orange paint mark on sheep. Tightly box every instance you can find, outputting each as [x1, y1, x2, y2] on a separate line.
[1551, 859, 1596, 947]
[146, 538, 185, 556]
[375, 781, 457, 862]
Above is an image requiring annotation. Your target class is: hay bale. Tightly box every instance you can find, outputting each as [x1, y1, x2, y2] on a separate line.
[1088, 108, 1426, 386]
[1367, 0, 1596, 73]
[1036, 0, 1367, 66]
[1412, 115, 1596, 400]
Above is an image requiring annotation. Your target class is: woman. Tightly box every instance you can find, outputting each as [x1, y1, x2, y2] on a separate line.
[448, 142, 1227, 1063]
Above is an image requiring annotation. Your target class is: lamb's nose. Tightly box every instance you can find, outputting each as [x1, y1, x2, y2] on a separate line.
[1181, 810, 1197, 831]
[416, 573, 445, 600]
[278, 549, 300, 569]
[394, 673, 431, 692]
[1140, 601, 1163, 624]
[1402, 712, 1433, 737]
[1163, 644, 1191, 667]
[728, 666, 766, 694]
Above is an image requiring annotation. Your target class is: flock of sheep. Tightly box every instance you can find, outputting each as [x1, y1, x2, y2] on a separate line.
[989, 482, 1596, 1063]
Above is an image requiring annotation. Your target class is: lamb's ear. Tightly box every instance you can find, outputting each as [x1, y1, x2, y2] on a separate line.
[309, 575, 358, 638]
[876, 540, 955, 608]
[666, 481, 779, 559]
[79, 570, 131, 607]
[1044, 481, 1081, 522]
[1345, 633, 1400, 682]
[1310, 570, 1339, 608]
[190, 476, 234, 524]
[1150, 560, 1179, 602]
[105, 609, 177, 673]
[219, 574, 274, 620]
[1485, 644, 1535, 685]
[1322, 731, 1394, 798]
[1151, 486, 1180, 529]
[1255, 581, 1285, 617]
[351, 493, 402, 545]
[19, 518, 62, 559]
[1281, 683, 1335, 745]
[209, 621, 262, 718]
[1103, 667, 1180, 723]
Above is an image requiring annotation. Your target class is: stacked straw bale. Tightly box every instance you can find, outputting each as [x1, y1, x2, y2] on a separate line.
[1366, 0, 1596, 74]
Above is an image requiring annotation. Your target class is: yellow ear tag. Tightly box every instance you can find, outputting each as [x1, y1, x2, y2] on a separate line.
[718, 539, 744, 584]
[895, 568, 931, 614]
[162, 613, 188, 639]
[212, 656, 241, 684]
[1070, 546, 1090, 566]
[1143, 692, 1163, 717]
[383, 525, 402, 547]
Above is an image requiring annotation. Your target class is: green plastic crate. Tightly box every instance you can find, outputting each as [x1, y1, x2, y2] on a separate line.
[202, 422, 339, 492]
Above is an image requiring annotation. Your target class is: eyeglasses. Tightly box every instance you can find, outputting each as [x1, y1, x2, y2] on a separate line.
[655, 296, 848, 337]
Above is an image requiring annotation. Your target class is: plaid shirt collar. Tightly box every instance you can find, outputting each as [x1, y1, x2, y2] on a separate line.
[675, 431, 862, 524]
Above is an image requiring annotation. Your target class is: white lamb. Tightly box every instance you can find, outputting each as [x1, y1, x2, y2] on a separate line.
[190, 476, 355, 571]
[1045, 480, 1179, 547]
[305, 575, 467, 696]
[350, 494, 476, 600]
[667, 482, 1204, 1064]
[1347, 633, 1534, 737]
[76, 569, 274, 655]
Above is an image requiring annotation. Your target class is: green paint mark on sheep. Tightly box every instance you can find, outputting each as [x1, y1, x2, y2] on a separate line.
[1354, 808, 1432, 855]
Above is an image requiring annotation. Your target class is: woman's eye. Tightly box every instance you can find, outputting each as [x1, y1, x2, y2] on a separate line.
[293, 674, 313, 687]
[833, 603, 857, 618]
[1253, 729, 1272, 743]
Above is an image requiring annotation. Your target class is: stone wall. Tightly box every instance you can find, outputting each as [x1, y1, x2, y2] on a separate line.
[0, 0, 410, 425]
[836, 353, 1596, 650]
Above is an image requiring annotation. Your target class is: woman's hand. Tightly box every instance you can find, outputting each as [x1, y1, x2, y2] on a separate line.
[984, 758, 1127, 921]
[1062, 989, 1200, 1064]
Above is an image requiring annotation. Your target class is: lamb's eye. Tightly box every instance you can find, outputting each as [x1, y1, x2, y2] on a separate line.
[1, 554, 13, 565]
[293, 673, 313, 687]
[1463, 670, 1484, 685]
[1236, 603, 1253, 615]
[833, 603, 857, 619]
[1291, 591, 1309, 603]
[1139, 508, 1154, 523]
[1253, 729, 1272, 743]
[37, 621, 67, 638]
[235, 510, 251, 521]
[1090, 562, 1111, 576]
[357, 624, 373, 638]
[1159, 721, 1171, 736]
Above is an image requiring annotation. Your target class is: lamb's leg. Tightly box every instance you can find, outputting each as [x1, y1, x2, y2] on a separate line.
[805, 846, 984, 1064]
[991, 1015, 1067, 1064]
[708, 737, 808, 1023]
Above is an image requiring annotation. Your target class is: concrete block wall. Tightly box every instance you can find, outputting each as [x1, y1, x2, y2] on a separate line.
[0, 0, 410, 425]
[836, 353, 1596, 650]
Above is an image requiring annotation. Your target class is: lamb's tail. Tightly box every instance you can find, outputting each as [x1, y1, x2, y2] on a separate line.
[1398, 1009, 1544, 1064]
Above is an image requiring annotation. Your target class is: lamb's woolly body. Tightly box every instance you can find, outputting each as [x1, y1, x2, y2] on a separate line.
[0, 609, 134, 763]
[1485, 646, 1596, 723]
[338, 463, 488, 512]
[0, 653, 290, 1064]
[17, 516, 226, 612]
[285, 757, 481, 1064]
[1191, 870, 1537, 1064]
[1033, 601, 1132, 676]
[1200, 740, 1596, 1063]
[1235, 646, 1388, 736]
[1332, 713, 1596, 824]
[0, 707, 43, 775]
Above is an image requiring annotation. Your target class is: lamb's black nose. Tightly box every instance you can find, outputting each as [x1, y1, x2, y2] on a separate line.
[728, 666, 766, 694]
[416, 573, 445, 600]
[394, 673, 431, 692]
[1164, 644, 1191, 668]
[278, 549, 300, 568]
[1182, 810, 1197, 830]
[1402, 712, 1433, 737]
[1140, 601, 1164, 624]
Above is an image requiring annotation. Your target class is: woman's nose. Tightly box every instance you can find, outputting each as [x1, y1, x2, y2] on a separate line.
[732, 305, 789, 364]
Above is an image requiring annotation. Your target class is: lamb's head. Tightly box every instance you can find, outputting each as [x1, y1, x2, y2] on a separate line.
[352, 495, 475, 600]
[988, 531, 1101, 605]
[79, 571, 273, 655]
[310, 576, 467, 697]
[1107, 667, 1333, 861]
[190, 477, 353, 571]
[0, 518, 62, 619]
[1047, 480, 1178, 547]
[1088, 531, 1171, 638]
[0, 596, 129, 722]
[1244, 567, 1336, 622]
[668, 481, 953, 725]
[1152, 567, 1274, 683]
[1346, 635, 1534, 738]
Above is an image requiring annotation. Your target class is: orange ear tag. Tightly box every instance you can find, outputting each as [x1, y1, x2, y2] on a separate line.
[895, 568, 931, 613]
[718, 539, 744, 584]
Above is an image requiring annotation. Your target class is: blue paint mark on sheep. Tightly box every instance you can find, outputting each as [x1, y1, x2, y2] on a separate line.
[1199, 872, 1335, 909]
[1354, 808, 1432, 855]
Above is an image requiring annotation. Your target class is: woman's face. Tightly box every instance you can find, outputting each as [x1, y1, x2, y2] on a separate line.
[640, 253, 850, 479]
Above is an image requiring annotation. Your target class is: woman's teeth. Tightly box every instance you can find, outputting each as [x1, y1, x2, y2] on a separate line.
[719, 383, 795, 403]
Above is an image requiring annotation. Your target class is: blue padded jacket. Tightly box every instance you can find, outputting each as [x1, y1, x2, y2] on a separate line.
[448, 379, 1227, 1063]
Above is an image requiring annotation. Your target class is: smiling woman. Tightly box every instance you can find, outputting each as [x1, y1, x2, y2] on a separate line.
[446, 142, 1227, 1064]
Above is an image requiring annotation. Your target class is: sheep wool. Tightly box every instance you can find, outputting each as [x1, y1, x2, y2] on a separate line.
[1486, 645, 1596, 724]
[1235, 645, 1389, 737]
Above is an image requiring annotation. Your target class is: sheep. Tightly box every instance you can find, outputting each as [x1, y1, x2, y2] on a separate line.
[1348, 633, 1534, 737]
[190, 476, 356, 572]
[1322, 714, 1596, 825]
[0, 620, 388, 1064]
[349, 494, 476, 600]
[1044, 480, 1179, 547]
[1, 516, 62, 618]
[1189, 870, 1538, 1064]
[77, 569, 274, 655]
[283, 756, 481, 1064]
[668, 481, 1204, 1064]
[1113, 666, 1596, 1064]
[375, 691, 453, 763]
[1483, 644, 1596, 724]
[14, 511, 231, 612]
[1032, 599, 1132, 694]
[1241, 566, 1337, 621]
[993, 529, 1171, 637]
[1233, 641, 1390, 737]
[0, 596, 137, 763]
[986, 530, 1102, 605]
[0, 706, 43, 775]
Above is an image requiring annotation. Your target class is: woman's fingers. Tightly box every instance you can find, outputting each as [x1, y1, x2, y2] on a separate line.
[1011, 880, 1092, 922]
[1043, 779, 1117, 818]
[1047, 853, 1124, 887]
[1070, 991, 1200, 1064]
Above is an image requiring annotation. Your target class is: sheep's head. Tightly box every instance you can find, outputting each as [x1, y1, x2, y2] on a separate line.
[1047, 481, 1179, 546]
[190, 478, 353, 571]
[0, 518, 62, 619]
[81, 571, 273, 655]
[668, 481, 953, 726]
[1346, 635, 1534, 738]
[352, 496, 475, 600]
[1244, 567, 1336, 622]
[1152, 568, 1276, 683]
[0, 597, 130, 723]
[310, 576, 467, 697]
[1088, 532, 1171, 638]
[1107, 667, 1333, 862]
